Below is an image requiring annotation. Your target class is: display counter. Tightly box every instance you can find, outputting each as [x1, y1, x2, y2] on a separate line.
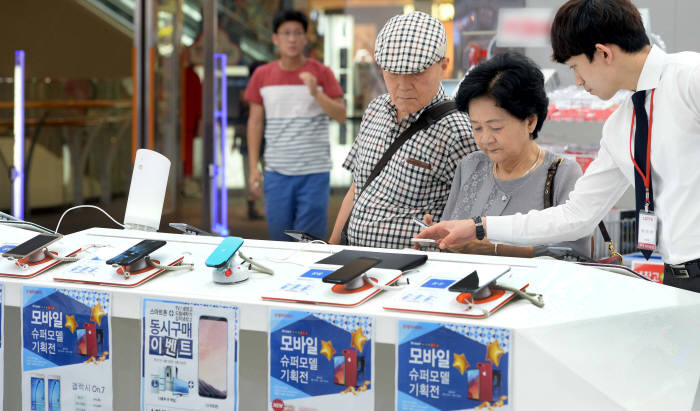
[2, 226, 699, 410]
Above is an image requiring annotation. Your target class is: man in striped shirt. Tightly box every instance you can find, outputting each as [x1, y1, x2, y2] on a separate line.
[245, 10, 346, 241]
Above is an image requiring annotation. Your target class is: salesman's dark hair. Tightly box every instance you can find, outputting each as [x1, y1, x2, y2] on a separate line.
[456, 52, 548, 139]
[551, 0, 650, 63]
[273, 10, 308, 33]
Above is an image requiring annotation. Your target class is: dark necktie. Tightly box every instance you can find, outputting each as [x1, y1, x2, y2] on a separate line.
[631, 90, 654, 259]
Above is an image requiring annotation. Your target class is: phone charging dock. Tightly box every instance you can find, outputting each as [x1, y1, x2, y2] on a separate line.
[128, 257, 149, 272]
[212, 255, 250, 284]
[342, 276, 366, 290]
[25, 248, 49, 263]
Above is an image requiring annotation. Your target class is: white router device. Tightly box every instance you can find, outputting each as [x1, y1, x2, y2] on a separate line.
[123, 149, 171, 231]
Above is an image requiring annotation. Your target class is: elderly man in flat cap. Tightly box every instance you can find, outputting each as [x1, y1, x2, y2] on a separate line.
[329, 12, 476, 249]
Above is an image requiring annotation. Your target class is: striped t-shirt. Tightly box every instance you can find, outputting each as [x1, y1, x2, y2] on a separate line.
[244, 59, 344, 175]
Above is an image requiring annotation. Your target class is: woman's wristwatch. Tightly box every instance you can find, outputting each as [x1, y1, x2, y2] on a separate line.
[472, 216, 485, 240]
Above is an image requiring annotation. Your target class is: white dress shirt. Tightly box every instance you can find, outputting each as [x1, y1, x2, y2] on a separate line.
[488, 46, 700, 264]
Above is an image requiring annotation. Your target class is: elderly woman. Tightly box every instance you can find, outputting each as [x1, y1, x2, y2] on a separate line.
[429, 52, 591, 257]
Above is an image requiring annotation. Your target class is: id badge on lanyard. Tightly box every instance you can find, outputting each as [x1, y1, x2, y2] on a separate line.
[630, 89, 657, 252]
[638, 209, 657, 251]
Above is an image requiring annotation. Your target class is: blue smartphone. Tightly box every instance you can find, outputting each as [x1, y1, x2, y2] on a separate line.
[205, 237, 244, 268]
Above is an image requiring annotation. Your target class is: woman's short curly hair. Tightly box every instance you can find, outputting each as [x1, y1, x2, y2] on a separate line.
[456, 52, 549, 139]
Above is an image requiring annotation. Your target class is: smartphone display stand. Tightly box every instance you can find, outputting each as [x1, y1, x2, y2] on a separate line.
[19, 248, 50, 264]
[212, 253, 250, 284]
[342, 275, 368, 291]
[112, 256, 151, 279]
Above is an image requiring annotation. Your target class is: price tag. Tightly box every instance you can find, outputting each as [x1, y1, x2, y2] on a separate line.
[637, 211, 657, 251]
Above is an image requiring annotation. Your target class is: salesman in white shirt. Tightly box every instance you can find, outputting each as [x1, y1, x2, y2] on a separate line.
[416, 0, 700, 293]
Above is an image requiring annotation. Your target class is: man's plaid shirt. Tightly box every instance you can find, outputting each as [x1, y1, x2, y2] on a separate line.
[342, 87, 476, 249]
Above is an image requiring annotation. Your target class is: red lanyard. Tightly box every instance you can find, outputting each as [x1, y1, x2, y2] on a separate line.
[629, 89, 655, 207]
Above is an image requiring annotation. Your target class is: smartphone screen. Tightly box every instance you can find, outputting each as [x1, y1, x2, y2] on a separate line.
[31, 376, 45, 411]
[448, 271, 480, 293]
[3, 234, 62, 259]
[105, 239, 166, 266]
[48, 376, 60, 411]
[333, 355, 345, 385]
[322, 257, 381, 284]
[467, 369, 479, 400]
[198, 316, 228, 399]
[76, 329, 87, 356]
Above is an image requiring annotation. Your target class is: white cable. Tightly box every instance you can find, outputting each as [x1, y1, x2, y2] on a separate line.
[363, 273, 411, 291]
[491, 284, 545, 308]
[146, 256, 194, 272]
[55, 205, 125, 234]
[238, 250, 274, 275]
[265, 240, 332, 266]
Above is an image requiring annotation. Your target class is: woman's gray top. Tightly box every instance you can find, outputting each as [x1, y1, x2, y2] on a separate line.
[441, 150, 592, 256]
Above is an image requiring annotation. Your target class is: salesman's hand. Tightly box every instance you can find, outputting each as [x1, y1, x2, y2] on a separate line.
[414, 219, 477, 250]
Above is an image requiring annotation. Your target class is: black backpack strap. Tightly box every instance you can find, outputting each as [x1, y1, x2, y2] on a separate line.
[362, 100, 457, 192]
[341, 100, 458, 244]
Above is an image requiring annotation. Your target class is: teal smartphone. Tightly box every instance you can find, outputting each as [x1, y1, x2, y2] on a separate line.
[205, 237, 244, 268]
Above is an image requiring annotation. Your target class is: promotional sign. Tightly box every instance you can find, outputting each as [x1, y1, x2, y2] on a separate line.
[141, 299, 239, 411]
[22, 286, 113, 411]
[496, 8, 554, 48]
[397, 321, 512, 411]
[269, 309, 374, 410]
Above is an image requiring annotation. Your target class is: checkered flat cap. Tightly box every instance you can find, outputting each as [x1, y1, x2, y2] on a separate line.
[374, 11, 447, 74]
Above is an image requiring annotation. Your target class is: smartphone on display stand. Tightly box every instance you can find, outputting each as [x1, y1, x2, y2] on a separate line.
[467, 368, 479, 400]
[448, 271, 480, 293]
[3, 234, 62, 259]
[284, 230, 324, 243]
[198, 316, 228, 399]
[31, 374, 45, 411]
[48, 375, 60, 411]
[478, 362, 493, 402]
[321, 257, 381, 285]
[105, 239, 166, 266]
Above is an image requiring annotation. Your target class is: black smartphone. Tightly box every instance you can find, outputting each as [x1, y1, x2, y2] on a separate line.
[322, 257, 381, 285]
[105, 239, 166, 266]
[2, 233, 62, 259]
[284, 230, 324, 243]
[448, 271, 480, 293]
[169, 223, 214, 236]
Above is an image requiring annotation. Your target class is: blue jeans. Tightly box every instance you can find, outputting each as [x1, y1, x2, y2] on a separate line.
[263, 171, 330, 241]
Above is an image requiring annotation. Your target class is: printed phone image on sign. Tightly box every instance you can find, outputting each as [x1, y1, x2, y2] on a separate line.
[48, 376, 61, 411]
[198, 315, 228, 399]
[467, 369, 479, 400]
[31, 375, 45, 411]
